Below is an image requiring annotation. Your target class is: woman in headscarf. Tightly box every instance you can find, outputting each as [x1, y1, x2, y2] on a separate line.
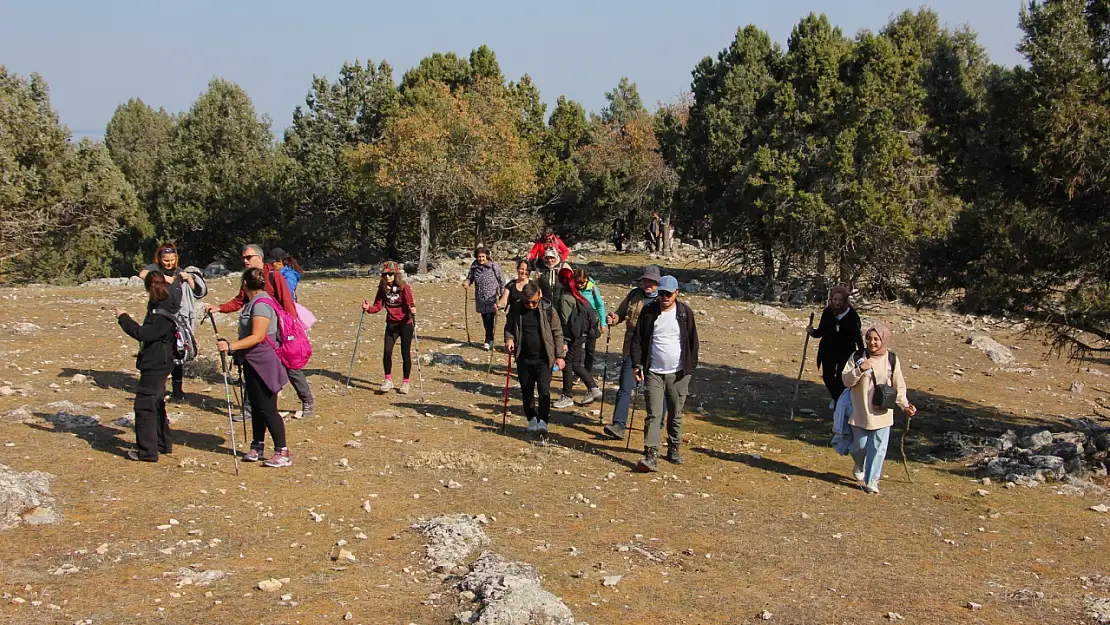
[841, 324, 917, 494]
[115, 272, 178, 462]
[462, 246, 505, 350]
[552, 268, 601, 409]
[810, 284, 864, 409]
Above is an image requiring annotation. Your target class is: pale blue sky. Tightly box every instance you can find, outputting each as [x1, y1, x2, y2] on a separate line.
[1, 0, 1027, 140]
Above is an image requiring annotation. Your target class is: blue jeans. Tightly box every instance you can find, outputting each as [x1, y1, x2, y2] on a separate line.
[610, 357, 637, 428]
[849, 425, 891, 487]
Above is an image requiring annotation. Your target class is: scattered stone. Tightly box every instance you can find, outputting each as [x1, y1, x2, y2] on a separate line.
[759, 611, 773, 620]
[750, 305, 790, 323]
[170, 568, 226, 587]
[257, 579, 283, 592]
[204, 262, 230, 278]
[458, 551, 577, 625]
[0, 464, 61, 530]
[602, 575, 622, 587]
[362, 501, 372, 513]
[447, 480, 462, 489]
[886, 612, 904, 620]
[9, 323, 41, 335]
[112, 414, 135, 428]
[1086, 597, 1110, 624]
[1090, 504, 1110, 513]
[412, 514, 491, 571]
[71, 373, 88, 384]
[967, 602, 982, 611]
[345, 440, 362, 449]
[1071, 380, 1086, 395]
[975, 489, 990, 497]
[1006, 589, 1045, 602]
[336, 549, 357, 563]
[966, 334, 1015, 365]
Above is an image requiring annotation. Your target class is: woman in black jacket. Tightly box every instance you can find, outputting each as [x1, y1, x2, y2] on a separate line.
[809, 284, 864, 408]
[115, 272, 178, 462]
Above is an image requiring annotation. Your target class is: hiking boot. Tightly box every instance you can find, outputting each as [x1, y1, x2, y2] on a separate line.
[536, 420, 549, 435]
[635, 448, 660, 473]
[126, 450, 156, 462]
[552, 395, 574, 409]
[301, 402, 316, 418]
[379, 378, 394, 393]
[580, 387, 603, 405]
[664, 447, 683, 465]
[243, 442, 264, 462]
[263, 448, 292, 468]
[526, 418, 538, 433]
[231, 412, 246, 422]
[603, 424, 626, 441]
[399, 381, 411, 395]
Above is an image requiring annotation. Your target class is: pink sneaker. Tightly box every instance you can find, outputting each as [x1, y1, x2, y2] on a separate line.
[263, 448, 292, 468]
[243, 442, 264, 462]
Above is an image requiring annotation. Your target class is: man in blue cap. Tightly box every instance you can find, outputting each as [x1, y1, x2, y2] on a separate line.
[629, 274, 699, 471]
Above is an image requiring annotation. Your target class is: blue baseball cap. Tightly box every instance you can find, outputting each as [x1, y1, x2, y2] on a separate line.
[657, 275, 679, 294]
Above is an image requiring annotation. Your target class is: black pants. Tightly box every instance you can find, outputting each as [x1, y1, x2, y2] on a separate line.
[562, 340, 597, 395]
[583, 336, 598, 374]
[134, 370, 173, 461]
[245, 363, 286, 449]
[384, 322, 414, 378]
[171, 364, 183, 392]
[481, 312, 496, 344]
[821, 360, 847, 403]
[517, 358, 552, 423]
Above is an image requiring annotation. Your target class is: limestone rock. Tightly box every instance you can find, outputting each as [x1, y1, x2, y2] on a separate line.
[749, 305, 790, 323]
[0, 464, 61, 530]
[966, 334, 1016, 365]
[412, 514, 491, 571]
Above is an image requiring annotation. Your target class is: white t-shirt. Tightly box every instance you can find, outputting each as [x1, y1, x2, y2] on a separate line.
[650, 307, 681, 374]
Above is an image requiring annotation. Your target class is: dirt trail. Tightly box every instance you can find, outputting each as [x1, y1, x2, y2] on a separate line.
[0, 255, 1107, 625]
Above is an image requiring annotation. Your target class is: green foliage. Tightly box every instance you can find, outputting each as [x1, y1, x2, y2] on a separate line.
[0, 67, 149, 282]
[105, 99, 173, 207]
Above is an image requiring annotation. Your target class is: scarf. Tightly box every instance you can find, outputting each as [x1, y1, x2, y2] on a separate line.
[866, 323, 893, 357]
[829, 284, 851, 315]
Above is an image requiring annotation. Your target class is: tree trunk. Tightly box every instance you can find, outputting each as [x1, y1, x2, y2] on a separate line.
[816, 246, 828, 294]
[419, 206, 430, 275]
[762, 241, 775, 300]
[662, 213, 672, 257]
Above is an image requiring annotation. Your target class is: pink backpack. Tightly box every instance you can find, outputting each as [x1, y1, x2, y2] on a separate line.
[250, 295, 312, 370]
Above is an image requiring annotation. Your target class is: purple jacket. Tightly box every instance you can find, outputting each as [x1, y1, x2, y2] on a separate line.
[237, 342, 288, 394]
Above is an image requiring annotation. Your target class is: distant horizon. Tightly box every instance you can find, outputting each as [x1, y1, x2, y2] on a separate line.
[5, 1, 1027, 140]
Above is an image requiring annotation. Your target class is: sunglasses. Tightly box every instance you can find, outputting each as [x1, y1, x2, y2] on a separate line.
[382, 272, 395, 277]
[524, 299, 541, 309]
[241, 254, 259, 260]
[659, 290, 676, 297]
[158, 248, 177, 256]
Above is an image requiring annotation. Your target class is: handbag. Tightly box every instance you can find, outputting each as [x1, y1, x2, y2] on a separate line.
[869, 351, 898, 410]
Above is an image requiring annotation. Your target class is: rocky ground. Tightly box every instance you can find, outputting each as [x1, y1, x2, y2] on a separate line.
[1, 252, 1109, 625]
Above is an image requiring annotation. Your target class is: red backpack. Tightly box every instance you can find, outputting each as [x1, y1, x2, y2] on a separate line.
[249, 295, 312, 370]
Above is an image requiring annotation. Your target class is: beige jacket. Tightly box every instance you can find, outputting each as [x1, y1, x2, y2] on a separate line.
[841, 352, 909, 430]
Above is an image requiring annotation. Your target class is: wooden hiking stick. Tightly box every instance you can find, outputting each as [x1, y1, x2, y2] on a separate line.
[487, 309, 498, 376]
[464, 289, 472, 344]
[789, 312, 816, 420]
[413, 317, 425, 402]
[901, 413, 915, 483]
[598, 327, 612, 425]
[501, 350, 514, 432]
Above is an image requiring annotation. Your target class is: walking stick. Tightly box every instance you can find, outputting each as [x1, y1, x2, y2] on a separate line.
[203, 311, 239, 476]
[501, 350, 514, 432]
[598, 328, 612, 425]
[625, 381, 640, 451]
[344, 309, 366, 395]
[901, 413, 915, 483]
[487, 309, 498, 376]
[789, 312, 816, 420]
[464, 289, 472, 344]
[413, 317, 425, 402]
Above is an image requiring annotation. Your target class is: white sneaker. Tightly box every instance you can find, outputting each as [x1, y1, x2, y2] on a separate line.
[482, 342, 491, 351]
[379, 378, 394, 393]
[552, 395, 574, 409]
[852, 458, 865, 483]
[526, 418, 538, 432]
[398, 381, 411, 395]
[580, 387, 603, 405]
[864, 482, 880, 494]
[536, 420, 549, 434]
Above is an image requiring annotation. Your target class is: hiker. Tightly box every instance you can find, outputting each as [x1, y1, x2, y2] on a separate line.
[611, 217, 626, 252]
[535, 247, 570, 303]
[216, 267, 292, 467]
[138, 242, 205, 402]
[841, 324, 917, 494]
[207, 243, 315, 418]
[497, 259, 535, 311]
[362, 261, 417, 394]
[648, 212, 662, 252]
[527, 227, 569, 268]
[573, 268, 607, 380]
[552, 268, 602, 408]
[810, 284, 865, 409]
[630, 275, 699, 471]
[602, 265, 660, 440]
[462, 246, 504, 350]
[504, 283, 565, 434]
[115, 272, 178, 462]
[270, 248, 303, 302]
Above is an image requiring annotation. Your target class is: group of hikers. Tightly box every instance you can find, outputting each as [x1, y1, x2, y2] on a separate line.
[114, 227, 917, 492]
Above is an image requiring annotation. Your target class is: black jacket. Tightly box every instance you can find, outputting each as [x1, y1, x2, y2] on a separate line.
[504, 299, 564, 368]
[813, 307, 864, 371]
[118, 301, 177, 373]
[630, 300, 699, 376]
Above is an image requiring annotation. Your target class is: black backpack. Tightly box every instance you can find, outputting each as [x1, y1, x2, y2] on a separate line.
[575, 300, 602, 340]
[154, 310, 198, 365]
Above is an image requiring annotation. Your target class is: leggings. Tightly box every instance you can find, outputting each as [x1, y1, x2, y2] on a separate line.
[245, 362, 286, 449]
[384, 322, 414, 379]
[481, 312, 496, 344]
[562, 340, 597, 395]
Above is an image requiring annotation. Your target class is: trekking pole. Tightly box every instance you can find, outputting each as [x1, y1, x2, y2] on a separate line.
[236, 364, 248, 443]
[501, 350, 514, 432]
[413, 317, 425, 402]
[345, 309, 366, 395]
[789, 311, 816, 421]
[598, 327, 612, 425]
[204, 311, 239, 476]
[464, 289, 472, 344]
[487, 309, 498, 376]
[625, 381, 639, 451]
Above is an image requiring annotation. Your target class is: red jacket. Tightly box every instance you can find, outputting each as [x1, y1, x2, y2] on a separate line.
[367, 283, 415, 325]
[217, 265, 298, 318]
[527, 236, 569, 263]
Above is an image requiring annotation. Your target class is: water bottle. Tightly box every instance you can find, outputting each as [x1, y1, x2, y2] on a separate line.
[552, 363, 560, 373]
